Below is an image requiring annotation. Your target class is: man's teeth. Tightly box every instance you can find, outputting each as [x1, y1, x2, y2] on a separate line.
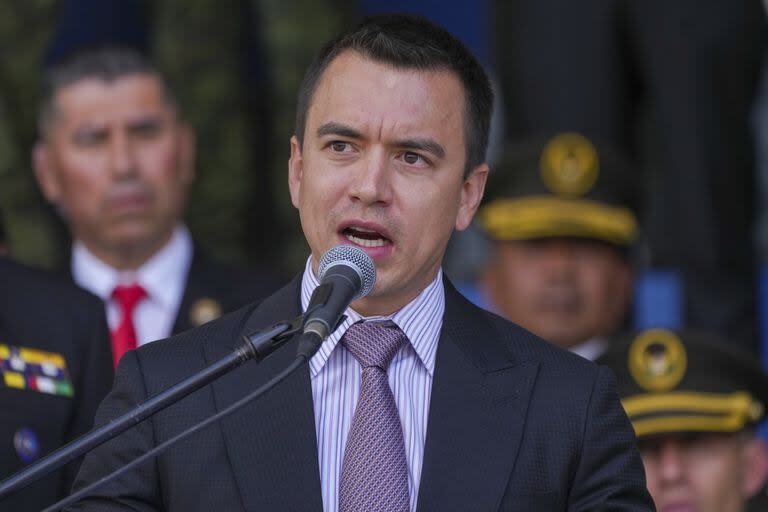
[346, 233, 388, 247]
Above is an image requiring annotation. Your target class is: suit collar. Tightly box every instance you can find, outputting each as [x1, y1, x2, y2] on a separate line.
[416, 278, 539, 511]
[236, 274, 303, 346]
[439, 276, 522, 372]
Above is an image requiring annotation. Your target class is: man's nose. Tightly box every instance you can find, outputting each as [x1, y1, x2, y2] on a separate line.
[657, 441, 686, 484]
[541, 240, 576, 275]
[348, 148, 393, 206]
[109, 131, 137, 177]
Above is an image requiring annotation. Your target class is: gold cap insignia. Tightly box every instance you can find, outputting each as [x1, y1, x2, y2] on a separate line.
[629, 329, 687, 392]
[190, 298, 222, 327]
[540, 132, 599, 197]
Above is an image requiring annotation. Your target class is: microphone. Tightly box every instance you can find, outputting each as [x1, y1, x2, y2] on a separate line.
[296, 245, 376, 357]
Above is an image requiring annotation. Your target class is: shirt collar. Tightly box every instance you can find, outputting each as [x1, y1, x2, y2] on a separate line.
[72, 225, 193, 309]
[301, 255, 444, 378]
[570, 337, 609, 361]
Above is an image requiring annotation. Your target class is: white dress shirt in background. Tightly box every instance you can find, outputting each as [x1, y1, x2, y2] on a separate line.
[72, 225, 193, 346]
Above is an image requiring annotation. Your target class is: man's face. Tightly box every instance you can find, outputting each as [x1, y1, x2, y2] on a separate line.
[482, 237, 631, 349]
[640, 432, 768, 512]
[34, 74, 194, 268]
[289, 51, 487, 315]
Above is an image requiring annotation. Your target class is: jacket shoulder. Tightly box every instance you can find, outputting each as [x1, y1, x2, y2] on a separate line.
[0, 256, 104, 313]
[470, 298, 600, 377]
[187, 248, 284, 305]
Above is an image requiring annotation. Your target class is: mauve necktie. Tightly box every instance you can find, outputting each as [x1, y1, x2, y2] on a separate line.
[339, 320, 410, 512]
[110, 283, 146, 368]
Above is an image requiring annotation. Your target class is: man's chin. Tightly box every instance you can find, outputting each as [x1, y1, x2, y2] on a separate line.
[104, 225, 171, 254]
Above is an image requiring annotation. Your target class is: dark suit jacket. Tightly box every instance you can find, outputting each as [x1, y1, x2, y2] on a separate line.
[170, 247, 283, 334]
[0, 257, 113, 511]
[70, 276, 654, 511]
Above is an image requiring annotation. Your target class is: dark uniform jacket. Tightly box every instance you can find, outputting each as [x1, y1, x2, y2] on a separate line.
[0, 256, 113, 511]
[69, 276, 654, 511]
[170, 247, 282, 335]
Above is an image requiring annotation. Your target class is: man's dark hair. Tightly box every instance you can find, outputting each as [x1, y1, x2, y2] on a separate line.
[38, 46, 177, 136]
[295, 14, 494, 178]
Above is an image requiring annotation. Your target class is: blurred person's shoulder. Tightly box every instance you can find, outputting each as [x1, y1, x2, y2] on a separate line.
[176, 246, 287, 331]
[131, 274, 298, 389]
[0, 255, 104, 313]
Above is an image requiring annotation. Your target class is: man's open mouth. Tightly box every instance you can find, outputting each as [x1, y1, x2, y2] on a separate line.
[342, 226, 392, 248]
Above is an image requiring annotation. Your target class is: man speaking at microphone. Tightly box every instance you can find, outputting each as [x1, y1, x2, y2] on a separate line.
[69, 14, 653, 511]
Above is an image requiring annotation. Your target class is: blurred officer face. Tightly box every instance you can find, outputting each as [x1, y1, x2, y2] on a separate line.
[288, 51, 488, 316]
[639, 432, 768, 512]
[33, 74, 195, 269]
[482, 237, 632, 349]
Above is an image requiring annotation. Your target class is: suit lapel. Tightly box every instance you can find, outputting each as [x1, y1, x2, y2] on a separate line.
[206, 277, 323, 511]
[417, 281, 539, 512]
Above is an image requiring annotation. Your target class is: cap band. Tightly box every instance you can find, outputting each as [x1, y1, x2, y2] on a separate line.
[622, 391, 765, 438]
[478, 196, 638, 246]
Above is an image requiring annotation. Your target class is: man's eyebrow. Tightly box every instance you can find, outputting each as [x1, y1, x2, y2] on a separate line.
[126, 112, 166, 124]
[316, 122, 445, 159]
[394, 138, 445, 159]
[316, 122, 362, 139]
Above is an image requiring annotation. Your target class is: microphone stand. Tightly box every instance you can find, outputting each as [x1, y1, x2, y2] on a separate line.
[0, 316, 303, 501]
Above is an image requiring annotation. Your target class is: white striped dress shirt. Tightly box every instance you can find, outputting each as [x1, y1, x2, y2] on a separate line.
[301, 257, 444, 512]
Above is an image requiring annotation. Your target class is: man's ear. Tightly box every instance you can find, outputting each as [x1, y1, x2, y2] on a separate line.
[288, 135, 303, 209]
[32, 141, 61, 204]
[743, 437, 768, 498]
[455, 163, 489, 231]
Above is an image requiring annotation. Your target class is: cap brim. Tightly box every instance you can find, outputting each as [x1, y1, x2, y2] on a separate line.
[478, 196, 638, 246]
[622, 391, 764, 438]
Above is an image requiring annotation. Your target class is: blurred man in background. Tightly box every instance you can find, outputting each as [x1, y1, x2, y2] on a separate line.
[598, 329, 768, 512]
[477, 133, 638, 360]
[33, 47, 277, 367]
[0, 206, 114, 510]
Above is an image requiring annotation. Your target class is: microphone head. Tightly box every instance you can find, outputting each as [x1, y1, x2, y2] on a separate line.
[317, 245, 376, 300]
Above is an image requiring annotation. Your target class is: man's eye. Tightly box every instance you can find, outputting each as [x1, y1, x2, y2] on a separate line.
[330, 141, 352, 152]
[73, 131, 107, 146]
[402, 152, 426, 166]
[131, 121, 163, 139]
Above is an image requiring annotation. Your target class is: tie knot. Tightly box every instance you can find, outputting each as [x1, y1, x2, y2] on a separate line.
[341, 320, 406, 370]
[112, 284, 147, 313]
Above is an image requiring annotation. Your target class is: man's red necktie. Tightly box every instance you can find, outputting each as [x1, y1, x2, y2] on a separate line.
[110, 284, 147, 368]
